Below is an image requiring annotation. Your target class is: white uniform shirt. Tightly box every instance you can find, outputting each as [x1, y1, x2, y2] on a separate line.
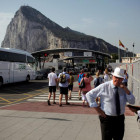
[86, 80, 135, 116]
[48, 72, 57, 86]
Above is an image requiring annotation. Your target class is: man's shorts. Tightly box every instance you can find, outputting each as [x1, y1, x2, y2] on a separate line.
[49, 86, 56, 93]
[60, 87, 68, 95]
[68, 85, 73, 91]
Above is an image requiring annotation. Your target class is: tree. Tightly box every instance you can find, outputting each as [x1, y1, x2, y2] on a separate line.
[111, 53, 118, 60]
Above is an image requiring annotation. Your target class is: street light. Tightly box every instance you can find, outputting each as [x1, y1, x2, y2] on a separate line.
[125, 48, 128, 57]
[132, 42, 135, 58]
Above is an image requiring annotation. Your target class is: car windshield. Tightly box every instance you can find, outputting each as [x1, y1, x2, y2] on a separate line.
[36, 71, 41, 74]
[40, 69, 50, 73]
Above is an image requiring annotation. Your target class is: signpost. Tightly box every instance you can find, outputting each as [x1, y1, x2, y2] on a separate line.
[64, 52, 72, 57]
[84, 52, 92, 56]
[89, 59, 95, 63]
[83, 60, 89, 63]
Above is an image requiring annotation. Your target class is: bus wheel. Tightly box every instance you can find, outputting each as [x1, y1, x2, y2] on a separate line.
[0, 79, 3, 87]
[26, 76, 30, 83]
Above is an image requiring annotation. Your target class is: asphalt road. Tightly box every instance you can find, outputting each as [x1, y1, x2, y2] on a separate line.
[0, 73, 95, 108]
[0, 79, 49, 107]
[0, 74, 80, 107]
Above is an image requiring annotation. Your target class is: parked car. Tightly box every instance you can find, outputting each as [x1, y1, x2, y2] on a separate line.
[40, 68, 51, 78]
[35, 71, 43, 80]
[73, 68, 80, 74]
[84, 67, 88, 72]
[67, 68, 75, 74]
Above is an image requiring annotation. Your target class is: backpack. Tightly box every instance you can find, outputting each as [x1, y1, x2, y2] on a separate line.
[59, 74, 66, 83]
[78, 73, 84, 83]
[95, 78, 100, 87]
[69, 76, 74, 85]
[79, 78, 85, 88]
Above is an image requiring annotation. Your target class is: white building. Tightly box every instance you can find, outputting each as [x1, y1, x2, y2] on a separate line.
[122, 53, 140, 63]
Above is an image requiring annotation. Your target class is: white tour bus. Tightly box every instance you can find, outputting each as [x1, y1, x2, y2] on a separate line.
[0, 48, 36, 87]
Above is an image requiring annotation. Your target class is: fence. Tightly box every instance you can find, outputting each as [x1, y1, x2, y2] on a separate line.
[119, 59, 140, 106]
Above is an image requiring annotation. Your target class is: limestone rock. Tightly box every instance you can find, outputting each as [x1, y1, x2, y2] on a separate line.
[1, 6, 132, 57]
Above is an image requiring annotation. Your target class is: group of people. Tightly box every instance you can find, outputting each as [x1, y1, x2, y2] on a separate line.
[47, 67, 74, 107]
[78, 68, 112, 107]
[47, 67, 129, 107]
[47, 66, 133, 140]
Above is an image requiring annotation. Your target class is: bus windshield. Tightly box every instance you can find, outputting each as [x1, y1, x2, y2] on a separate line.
[27, 56, 35, 70]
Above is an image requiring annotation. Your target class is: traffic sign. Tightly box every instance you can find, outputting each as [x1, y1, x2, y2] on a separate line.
[84, 52, 92, 56]
[64, 52, 72, 57]
[83, 60, 89, 63]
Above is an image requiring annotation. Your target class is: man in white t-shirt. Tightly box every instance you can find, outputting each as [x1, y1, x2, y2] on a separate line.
[47, 67, 58, 105]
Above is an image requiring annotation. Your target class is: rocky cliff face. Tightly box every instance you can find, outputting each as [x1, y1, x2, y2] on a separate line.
[1, 6, 131, 57]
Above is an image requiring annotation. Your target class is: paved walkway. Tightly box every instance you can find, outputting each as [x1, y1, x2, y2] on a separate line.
[0, 76, 140, 140]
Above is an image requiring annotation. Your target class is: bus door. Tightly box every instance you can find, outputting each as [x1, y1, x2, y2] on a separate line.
[9, 62, 14, 83]
[13, 63, 26, 82]
[15, 63, 26, 82]
[13, 63, 21, 82]
[18, 63, 26, 81]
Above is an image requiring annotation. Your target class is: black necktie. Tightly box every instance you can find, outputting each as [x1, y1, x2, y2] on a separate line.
[115, 87, 120, 116]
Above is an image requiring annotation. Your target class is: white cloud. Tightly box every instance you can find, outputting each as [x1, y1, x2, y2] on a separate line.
[105, 21, 119, 28]
[0, 13, 14, 46]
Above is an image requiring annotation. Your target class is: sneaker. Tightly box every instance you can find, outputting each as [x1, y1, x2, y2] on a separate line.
[79, 97, 81, 100]
[47, 100, 51, 105]
[66, 102, 70, 105]
[53, 102, 56, 104]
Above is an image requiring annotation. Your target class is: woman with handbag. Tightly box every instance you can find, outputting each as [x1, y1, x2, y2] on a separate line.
[80, 72, 93, 107]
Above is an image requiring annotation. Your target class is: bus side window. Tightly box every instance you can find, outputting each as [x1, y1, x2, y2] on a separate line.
[0, 51, 9, 61]
[18, 54, 26, 63]
[8, 52, 19, 62]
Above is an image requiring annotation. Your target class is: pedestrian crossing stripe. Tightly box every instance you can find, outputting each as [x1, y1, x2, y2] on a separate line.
[26, 91, 83, 103]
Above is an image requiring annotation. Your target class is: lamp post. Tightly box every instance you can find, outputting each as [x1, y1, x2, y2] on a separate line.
[126, 48, 128, 57]
[132, 42, 135, 58]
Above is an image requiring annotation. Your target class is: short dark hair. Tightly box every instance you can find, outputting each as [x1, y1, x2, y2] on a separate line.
[51, 67, 55, 72]
[69, 71, 72, 75]
[63, 67, 66, 72]
[85, 72, 90, 78]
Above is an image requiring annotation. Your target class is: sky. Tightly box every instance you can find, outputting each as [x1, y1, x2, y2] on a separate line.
[0, 0, 140, 53]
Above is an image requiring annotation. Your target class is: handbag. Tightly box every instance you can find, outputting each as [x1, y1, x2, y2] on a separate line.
[79, 78, 85, 88]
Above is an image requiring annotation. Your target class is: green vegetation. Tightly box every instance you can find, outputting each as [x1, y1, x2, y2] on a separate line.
[110, 53, 118, 62]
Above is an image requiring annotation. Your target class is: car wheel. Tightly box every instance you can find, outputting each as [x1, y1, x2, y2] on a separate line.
[0, 78, 3, 87]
